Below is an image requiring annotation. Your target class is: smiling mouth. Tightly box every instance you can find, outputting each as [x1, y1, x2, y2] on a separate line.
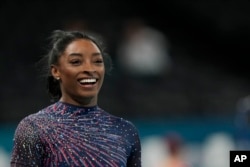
[78, 78, 97, 85]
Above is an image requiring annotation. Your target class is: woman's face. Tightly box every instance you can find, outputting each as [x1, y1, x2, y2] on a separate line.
[51, 39, 105, 106]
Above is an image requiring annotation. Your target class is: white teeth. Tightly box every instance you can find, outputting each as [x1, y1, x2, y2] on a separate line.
[79, 78, 97, 83]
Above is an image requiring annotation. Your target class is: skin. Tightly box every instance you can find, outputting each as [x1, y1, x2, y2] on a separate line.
[51, 39, 105, 107]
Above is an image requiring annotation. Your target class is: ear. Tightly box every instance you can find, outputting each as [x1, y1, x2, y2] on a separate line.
[51, 65, 60, 79]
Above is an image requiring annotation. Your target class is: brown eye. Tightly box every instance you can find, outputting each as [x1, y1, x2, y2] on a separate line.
[95, 59, 103, 64]
[70, 59, 81, 65]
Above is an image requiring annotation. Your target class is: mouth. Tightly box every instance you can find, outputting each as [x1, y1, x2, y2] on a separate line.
[78, 78, 98, 86]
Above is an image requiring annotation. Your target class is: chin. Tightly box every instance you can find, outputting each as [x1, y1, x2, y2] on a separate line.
[80, 93, 98, 99]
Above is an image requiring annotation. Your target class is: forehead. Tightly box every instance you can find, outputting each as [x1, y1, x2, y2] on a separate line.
[64, 39, 101, 54]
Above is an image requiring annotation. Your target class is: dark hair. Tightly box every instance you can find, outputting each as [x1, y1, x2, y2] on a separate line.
[38, 30, 112, 101]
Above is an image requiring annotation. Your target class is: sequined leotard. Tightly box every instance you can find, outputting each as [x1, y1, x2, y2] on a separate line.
[10, 102, 141, 167]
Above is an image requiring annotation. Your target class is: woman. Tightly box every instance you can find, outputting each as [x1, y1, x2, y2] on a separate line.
[10, 30, 141, 167]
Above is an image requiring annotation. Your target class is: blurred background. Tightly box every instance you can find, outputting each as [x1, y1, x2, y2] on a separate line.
[1, 0, 250, 166]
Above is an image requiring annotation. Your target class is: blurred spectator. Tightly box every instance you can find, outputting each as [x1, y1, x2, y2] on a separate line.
[114, 18, 172, 117]
[234, 95, 250, 150]
[141, 135, 167, 167]
[116, 17, 172, 82]
[0, 147, 10, 167]
[157, 132, 191, 167]
[201, 132, 235, 167]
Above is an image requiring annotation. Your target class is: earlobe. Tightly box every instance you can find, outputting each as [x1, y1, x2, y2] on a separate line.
[51, 65, 60, 80]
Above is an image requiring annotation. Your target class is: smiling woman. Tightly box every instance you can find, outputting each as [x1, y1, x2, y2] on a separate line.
[10, 30, 141, 167]
[50, 39, 105, 106]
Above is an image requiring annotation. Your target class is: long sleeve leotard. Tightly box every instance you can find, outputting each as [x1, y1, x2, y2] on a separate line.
[10, 101, 141, 167]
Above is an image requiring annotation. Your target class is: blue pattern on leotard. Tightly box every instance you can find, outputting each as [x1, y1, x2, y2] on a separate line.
[10, 102, 141, 167]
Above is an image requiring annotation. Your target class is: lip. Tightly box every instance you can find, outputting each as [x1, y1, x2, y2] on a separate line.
[79, 83, 96, 88]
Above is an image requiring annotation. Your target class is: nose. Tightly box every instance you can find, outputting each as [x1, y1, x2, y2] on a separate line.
[82, 61, 96, 73]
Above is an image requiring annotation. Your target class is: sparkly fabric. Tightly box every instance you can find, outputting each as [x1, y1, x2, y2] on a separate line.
[10, 102, 141, 167]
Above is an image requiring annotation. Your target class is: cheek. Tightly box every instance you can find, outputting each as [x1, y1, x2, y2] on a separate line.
[60, 68, 77, 81]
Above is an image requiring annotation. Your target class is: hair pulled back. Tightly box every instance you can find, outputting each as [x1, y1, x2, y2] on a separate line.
[38, 30, 112, 100]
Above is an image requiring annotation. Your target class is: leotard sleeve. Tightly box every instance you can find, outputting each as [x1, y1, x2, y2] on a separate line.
[126, 121, 141, 167]
[10, 116, 44, 167]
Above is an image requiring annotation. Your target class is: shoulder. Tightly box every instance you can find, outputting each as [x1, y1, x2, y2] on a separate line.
[14, 103, 55, 136]
[120, 117, 139, 132]
[100, 108, 140, 133]
[13, 113, 41, 144]
[16, 113, 39, 130]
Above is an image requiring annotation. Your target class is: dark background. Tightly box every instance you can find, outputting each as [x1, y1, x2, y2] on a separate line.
[1, 0, 250, 122]
[0, 1, 250, 166]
